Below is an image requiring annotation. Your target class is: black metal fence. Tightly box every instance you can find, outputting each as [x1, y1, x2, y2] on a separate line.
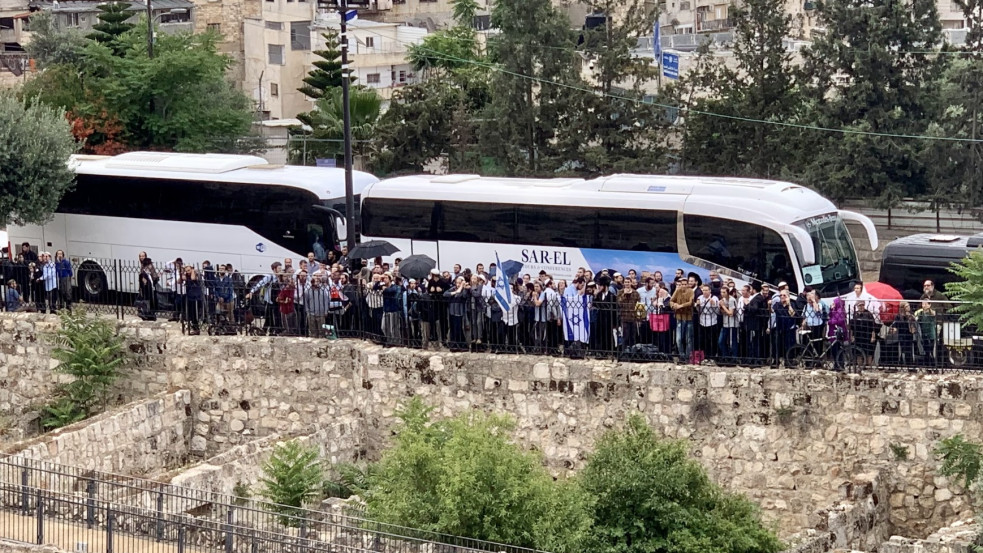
[1, 257, 981, 372]
[0, 455, 550, 553]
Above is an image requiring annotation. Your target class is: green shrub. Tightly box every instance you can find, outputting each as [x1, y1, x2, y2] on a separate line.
[44, 308, 125, 430]
[577, 414, 784, 553]
[258, 440, 325, 526]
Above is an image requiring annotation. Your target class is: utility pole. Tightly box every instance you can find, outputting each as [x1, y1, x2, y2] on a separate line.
[146, 0, 154, 58]
[340, 0, 356, 251]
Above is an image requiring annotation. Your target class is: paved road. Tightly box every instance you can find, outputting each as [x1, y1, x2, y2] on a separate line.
[0, 509, 206, 552]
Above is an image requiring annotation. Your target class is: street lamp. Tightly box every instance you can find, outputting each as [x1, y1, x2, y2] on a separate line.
[146, 4, 188, 59]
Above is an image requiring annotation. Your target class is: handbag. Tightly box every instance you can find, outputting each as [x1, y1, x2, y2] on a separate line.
[884, 326, 899, 344]
[649, 312, 670, 332]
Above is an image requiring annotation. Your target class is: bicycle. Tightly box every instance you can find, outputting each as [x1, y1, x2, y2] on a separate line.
[785, 329, 868, 373]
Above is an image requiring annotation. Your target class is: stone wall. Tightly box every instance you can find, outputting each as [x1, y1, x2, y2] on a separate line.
[3, 312, 983, 540]
[880, 519, 979, 553]
[166, 419, 363, 498]
[783, 471, 893, 553]
[2, 390, 193, 475]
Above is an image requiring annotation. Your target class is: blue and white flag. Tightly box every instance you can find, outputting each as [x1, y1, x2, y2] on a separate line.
[561, 293, 591, 344]
[494, 251, 513, 313]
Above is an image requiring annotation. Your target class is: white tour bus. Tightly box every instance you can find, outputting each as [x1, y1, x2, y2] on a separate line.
[359, 174, 879, 297]
[6, 152, 378, 300]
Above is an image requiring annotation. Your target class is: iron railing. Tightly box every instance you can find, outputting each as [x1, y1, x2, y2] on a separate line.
[0, 455, 551, 553]
[1, 257, 981, 371]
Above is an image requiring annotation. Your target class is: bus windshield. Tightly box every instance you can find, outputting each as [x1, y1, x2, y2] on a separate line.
[795, 214, 860, 295]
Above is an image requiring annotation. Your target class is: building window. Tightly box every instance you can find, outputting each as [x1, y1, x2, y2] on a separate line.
[679, 1, 690, 9]
[398, 70, 407, 83]
[365, 36, 375, 48]
[207, 22, 221, 32]
[265, 20, 283, 30]
[366, 73, 381, 84]
[159, 11, 190, 23]
[271, 83, 279, 96]
[290, 20, 311, 50]
[65, 13, 80, 27]
[268, 44, 285, 65]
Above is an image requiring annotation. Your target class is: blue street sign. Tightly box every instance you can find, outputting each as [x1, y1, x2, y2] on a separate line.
[653, 22, 661, 58]
[662, 52, 679, 80]
[343, 9, 357, 21]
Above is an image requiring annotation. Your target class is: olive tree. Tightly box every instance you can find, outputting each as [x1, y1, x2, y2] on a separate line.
[0, 93, 77, 226]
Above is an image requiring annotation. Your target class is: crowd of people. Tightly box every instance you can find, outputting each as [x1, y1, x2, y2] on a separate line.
[2, 242, 74, 314]
[0, 241, 961, 369]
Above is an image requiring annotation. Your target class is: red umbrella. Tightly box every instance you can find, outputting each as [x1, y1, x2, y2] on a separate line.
[864, 282, 903, 324]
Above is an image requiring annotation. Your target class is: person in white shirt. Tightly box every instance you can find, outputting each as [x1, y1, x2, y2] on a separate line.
[695, 284, 720, 356]
[846, 281, 880, 319]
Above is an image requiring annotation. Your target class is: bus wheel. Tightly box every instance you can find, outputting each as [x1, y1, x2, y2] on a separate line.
[78, 263, 107, 302]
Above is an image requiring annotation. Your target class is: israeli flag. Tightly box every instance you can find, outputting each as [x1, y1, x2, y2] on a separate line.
[561, 293, 591, 343]
[494, 251, 512, 313]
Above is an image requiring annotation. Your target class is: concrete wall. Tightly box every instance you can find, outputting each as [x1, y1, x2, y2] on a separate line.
[2, 312, 983, 541]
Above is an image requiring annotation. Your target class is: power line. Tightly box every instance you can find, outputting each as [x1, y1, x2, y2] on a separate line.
[352, 25, 983, 143]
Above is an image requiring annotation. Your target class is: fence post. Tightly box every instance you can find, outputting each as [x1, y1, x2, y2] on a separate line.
[224, 507, 234, 553]
[300, 517, 307, 539]
[86, 479, 95, 529]
[35, 489, 43, 545]
[156, 489, 164, 541]
[114, 259, 121, 320]
[20, 466, 28, 515]
[177, 524, 186, 553]
[106, 509, 114, 553]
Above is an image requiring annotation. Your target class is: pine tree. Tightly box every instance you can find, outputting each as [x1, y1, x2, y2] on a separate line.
[87, 2, 135, 56]
[681, 0, 798, 177]
[481, 0, 581, 174]
[563, 0, 669, 174]
[795, 0, 945, 204]
[921, 0, 983, 208]
[297, 31, 345, 102]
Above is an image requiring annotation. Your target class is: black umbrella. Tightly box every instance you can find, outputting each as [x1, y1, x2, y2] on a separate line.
[348, 240, 400, 259]
[398, 254, 436, 280]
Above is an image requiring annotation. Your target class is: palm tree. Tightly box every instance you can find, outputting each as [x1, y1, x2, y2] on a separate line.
[290, 87, 382, 165]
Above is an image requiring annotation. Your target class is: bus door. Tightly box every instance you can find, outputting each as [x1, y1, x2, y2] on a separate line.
[412, 240, 439, 268]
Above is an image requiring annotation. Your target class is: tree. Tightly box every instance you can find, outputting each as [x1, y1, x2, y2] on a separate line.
[259, 440, 325, 526]
[88, 2, 136, 56]
[921, 0, 983, 208]
[297, 31, 345, 102]
[681, 0, 798, 177]
[946, 251, 983, 328]
[559, 0, 669, 174]
[407, 26, 481, 77]
[481, 0, 582, 174]
[371, 71, 489, 175]
[0, 92, 77, 227]
[451, 0, 480, 25]
[577, 414, 783, 553]
[85, 27, 254, 151]
[24, 11, 89, 69]
[364, 398, 589, 551]
[289, 86, 381, 165]
[795, 0, 945, 204]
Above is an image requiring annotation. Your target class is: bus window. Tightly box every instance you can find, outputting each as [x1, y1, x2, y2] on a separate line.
[596, 208, 677, 252]
[684, 215, 790, 286]
[361, 198, 435, 239]
[433, 202, 516, 243]
[516, 205, 595, 248]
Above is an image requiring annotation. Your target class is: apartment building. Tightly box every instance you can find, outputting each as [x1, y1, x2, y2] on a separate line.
[243, 4, 426, 120]
[27, 0, 194, 33]
[192, 0, 259, 84]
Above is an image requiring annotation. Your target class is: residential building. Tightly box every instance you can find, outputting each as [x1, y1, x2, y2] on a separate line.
[190, 0, 259, 84]
[244, 7, 425, 120]
[0, 0, 30, 79]
[28, 0, 194, 33]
